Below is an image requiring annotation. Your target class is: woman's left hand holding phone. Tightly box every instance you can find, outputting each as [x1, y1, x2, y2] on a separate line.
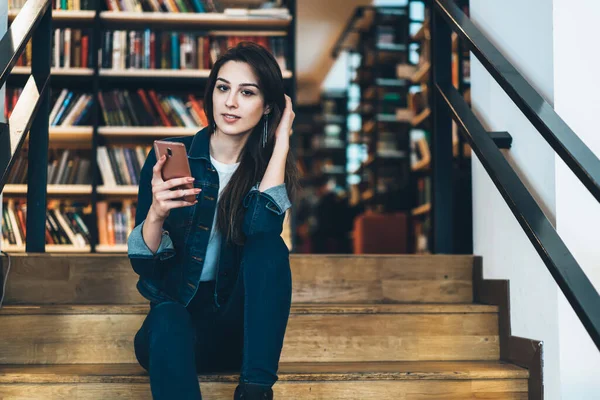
[143, 154, 201, 254]
[148, 154, 201, 221]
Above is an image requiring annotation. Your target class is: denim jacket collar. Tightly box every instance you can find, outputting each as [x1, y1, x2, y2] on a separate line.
[188, 126, 211, 161]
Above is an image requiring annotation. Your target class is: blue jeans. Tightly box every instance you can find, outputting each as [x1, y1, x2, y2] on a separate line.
[134, 233, 292, 399]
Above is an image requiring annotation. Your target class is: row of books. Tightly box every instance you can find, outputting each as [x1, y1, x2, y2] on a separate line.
[1, 200, 93, 248]
[103, 0, 290, 15]
[5, 88, 93, 126]
[1, 200, 138, 247]
[99, 89, 208, 127]
[16, 32, 288, 73]
[9, 0, 95, 11]
[374, 10, 408, 43]
[7, 149, 93, 185]
[104, 0, 222, 13]
[100, 31, 287, 72]
[15, 29, 92, 70]
[53, 0, 96, 10]
[97, 145, 151, 186]
[97, 200, 136, 245]
[50, 89, 94, 126]
[10, 0, 290, 15]
[6, 87, 208, 128]
[53, 29, 92, 69]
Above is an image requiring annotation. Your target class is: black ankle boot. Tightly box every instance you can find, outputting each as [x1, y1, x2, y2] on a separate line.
[233, 383, 273, 400]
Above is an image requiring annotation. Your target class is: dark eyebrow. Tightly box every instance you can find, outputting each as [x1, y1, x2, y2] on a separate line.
[217, 77, 259, 90]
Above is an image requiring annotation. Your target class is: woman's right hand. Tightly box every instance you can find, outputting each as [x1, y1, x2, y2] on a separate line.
[147, 154, 201, 221]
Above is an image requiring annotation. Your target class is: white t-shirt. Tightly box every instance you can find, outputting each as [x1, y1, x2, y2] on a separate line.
[199, 155, 240, 281]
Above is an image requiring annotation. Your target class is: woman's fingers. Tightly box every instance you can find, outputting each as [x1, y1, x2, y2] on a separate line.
[151, 154, 167, 184]
[155, 187, 201, 201]
[169, 199, 199, 209]
[153, 176, 195, 193]
[284, 95, 295, 119]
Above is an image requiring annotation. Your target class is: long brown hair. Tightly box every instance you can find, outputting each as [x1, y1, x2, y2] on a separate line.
[203, 42, 300, 245]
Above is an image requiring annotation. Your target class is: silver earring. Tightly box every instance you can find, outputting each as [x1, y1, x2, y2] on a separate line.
[262, 114, 268, 148]
[212, 122, 216, 132]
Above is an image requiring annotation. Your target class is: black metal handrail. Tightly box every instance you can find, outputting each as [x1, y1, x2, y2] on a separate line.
[436, 0, 600, 201]
[430, 0, 600, 350]
[0, 0, 52, 252]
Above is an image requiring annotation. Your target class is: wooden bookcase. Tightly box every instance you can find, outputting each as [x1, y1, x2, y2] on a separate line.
[335, 6, 414, 215]
[314, 91, 348, 189]
[3, 1, 297, 253]
[408, 0, 472, 254]
[332, 1, 472, 254]
[333, 5, 414, 253]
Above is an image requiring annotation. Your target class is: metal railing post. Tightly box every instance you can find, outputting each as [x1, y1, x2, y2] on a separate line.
[25, 4, 51, 252]
[430, 3, 454, 253]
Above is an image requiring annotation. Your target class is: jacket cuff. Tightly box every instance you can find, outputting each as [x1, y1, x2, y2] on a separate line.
[127, 220, 175, 261]
[243, 182, 291, 216]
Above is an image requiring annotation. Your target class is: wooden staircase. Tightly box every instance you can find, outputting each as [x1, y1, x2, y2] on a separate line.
[0, 254, 529, 399]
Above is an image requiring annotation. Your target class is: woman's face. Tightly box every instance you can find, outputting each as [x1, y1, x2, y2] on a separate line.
[212, 60, 268, 138]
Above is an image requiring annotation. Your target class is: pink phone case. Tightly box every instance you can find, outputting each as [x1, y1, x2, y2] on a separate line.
[153, 140, 196, 203]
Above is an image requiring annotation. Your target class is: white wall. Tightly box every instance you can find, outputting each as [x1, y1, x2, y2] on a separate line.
[553, 0, 600, 397]
[469, 1, 560, 398]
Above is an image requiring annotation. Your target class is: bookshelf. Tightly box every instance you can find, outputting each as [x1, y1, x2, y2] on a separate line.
[11, 67, 95, 76]
[98, 126, 197, 137]
[2, 0, 298, 253]
[336, 6, 413, 217]
[96, 185, 139, 195]
[412, 202, 430, 216]
[411, 60, 429, 84]
[411, 107, 431, 128]
[1, 244, 92, 253]
[406, 0, 472, 254]
[95, 243, 128, 252]
[291, 103, 320, 252]
[18, 127, 94, 145]
[3, 184, 93, 195]
[100, 11, 291, 29]
[408, 1, 432, 254]
[7, 9, 292, 28]
[313, 91, 349, 189]
[97, 69, 292, 79]
[8, 9, 96, 22]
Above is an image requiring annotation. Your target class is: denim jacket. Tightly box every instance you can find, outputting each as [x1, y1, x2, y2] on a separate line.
[127, 127, 292, 308]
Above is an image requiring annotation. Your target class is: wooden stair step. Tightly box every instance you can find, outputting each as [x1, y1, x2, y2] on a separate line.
[0, 361, 529, 382]
[0, 362, 529, 399]
[1, 254, 475, 304]
[0, 304, 499, 364]
[0, 303, 499, 315]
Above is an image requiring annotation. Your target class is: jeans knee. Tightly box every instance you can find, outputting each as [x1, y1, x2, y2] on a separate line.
[147, 301, 192, 333]
[243, 235, 291, 283]
[135, 302, 195, 370]
[245, 233, 289, 255]
[134, 328, 150, 371]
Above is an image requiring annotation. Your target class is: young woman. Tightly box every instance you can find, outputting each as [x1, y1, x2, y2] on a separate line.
[127, 42, 300, 400]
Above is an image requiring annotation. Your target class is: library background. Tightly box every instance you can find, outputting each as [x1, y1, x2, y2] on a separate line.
[2, 0, 600, 398]
[0, 0, 471, 256]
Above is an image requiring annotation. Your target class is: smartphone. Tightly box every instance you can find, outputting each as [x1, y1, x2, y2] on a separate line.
[153, 140, 196, 203]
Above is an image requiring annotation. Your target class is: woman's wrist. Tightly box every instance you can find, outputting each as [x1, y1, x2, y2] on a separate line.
[142, 206, 167, 254]
[274, 137, 290, 153]
[147, 205, 166, 225]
